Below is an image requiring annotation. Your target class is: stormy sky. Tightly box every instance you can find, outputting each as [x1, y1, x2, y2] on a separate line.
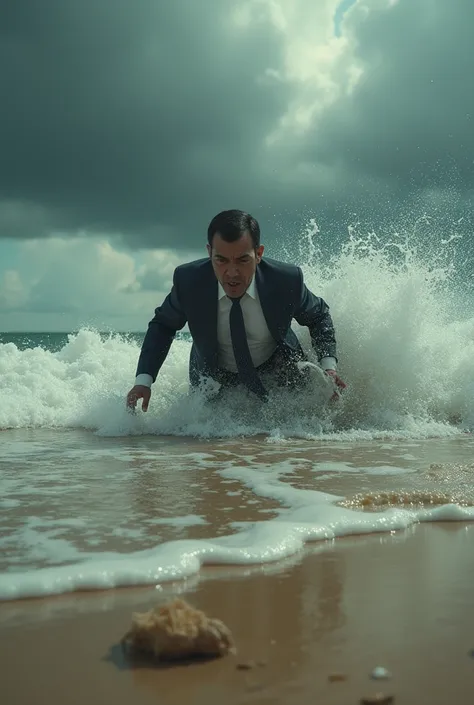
[0, 0, 473, 331]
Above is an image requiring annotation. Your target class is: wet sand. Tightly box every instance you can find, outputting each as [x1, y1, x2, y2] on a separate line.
[1, 522, 474, 705]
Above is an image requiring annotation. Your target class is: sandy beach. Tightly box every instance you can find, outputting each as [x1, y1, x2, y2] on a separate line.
[1, 521, 473, 705]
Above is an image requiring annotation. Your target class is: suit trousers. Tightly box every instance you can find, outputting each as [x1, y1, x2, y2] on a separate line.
[210, 343, 309, 395]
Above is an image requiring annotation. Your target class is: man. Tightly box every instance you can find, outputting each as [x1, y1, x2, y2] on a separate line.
[126, 209, 346, 411]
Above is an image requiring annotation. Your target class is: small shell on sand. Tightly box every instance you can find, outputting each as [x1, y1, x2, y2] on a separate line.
[360, 694, 394, 704]
[371, 667, 391, 680]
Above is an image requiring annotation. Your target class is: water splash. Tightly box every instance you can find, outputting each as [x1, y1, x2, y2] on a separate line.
[1, 219, 474, 438]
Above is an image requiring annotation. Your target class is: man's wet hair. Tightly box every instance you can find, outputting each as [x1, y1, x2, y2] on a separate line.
[207, 210, 260, 249]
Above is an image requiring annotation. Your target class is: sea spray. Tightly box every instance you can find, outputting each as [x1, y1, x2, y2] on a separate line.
[1, 220, 474, 438]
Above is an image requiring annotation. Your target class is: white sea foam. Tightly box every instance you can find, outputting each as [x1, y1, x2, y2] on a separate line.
[2, 222, 474, 601]
[1, 458, 474, 601]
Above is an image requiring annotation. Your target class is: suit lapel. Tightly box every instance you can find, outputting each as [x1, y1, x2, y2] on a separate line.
[255, 264, 282, 341]
[199, 261, 218, 365]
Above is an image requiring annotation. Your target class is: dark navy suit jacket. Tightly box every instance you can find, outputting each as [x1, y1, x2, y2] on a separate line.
[135, 257, 338, 386]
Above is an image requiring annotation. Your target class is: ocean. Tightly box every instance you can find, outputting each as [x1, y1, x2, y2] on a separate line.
[1, 226, 474, 603]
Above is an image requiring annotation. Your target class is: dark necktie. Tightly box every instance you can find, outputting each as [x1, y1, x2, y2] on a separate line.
[229, 297, 268, 401]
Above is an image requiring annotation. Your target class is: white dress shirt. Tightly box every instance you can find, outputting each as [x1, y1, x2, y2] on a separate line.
[135, 276, 336, 386]
[216, 277, 277, 372]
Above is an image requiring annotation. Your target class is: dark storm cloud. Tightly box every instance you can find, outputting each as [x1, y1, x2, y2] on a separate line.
[280, 0, 474, 263]
[308, 0, 474, 195]
[0, 0, 293, 246]
[1, 0, 473, 251]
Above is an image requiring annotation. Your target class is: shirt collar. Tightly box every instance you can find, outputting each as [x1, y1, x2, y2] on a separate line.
[218, 276, 257, 300]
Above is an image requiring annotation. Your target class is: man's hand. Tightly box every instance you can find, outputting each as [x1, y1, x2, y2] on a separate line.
[126, 385, 151, 412]
[324, 369, 347, 401]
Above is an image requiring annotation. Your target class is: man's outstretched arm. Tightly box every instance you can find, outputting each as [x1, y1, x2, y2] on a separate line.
[134, 269, 188, 386]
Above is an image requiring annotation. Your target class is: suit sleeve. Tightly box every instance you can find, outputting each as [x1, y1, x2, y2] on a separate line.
[135, 268, 188, 382]
[293, 267, 338, 362]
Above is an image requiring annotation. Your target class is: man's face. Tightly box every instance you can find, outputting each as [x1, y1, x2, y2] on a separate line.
[207, 231, 264, 299]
